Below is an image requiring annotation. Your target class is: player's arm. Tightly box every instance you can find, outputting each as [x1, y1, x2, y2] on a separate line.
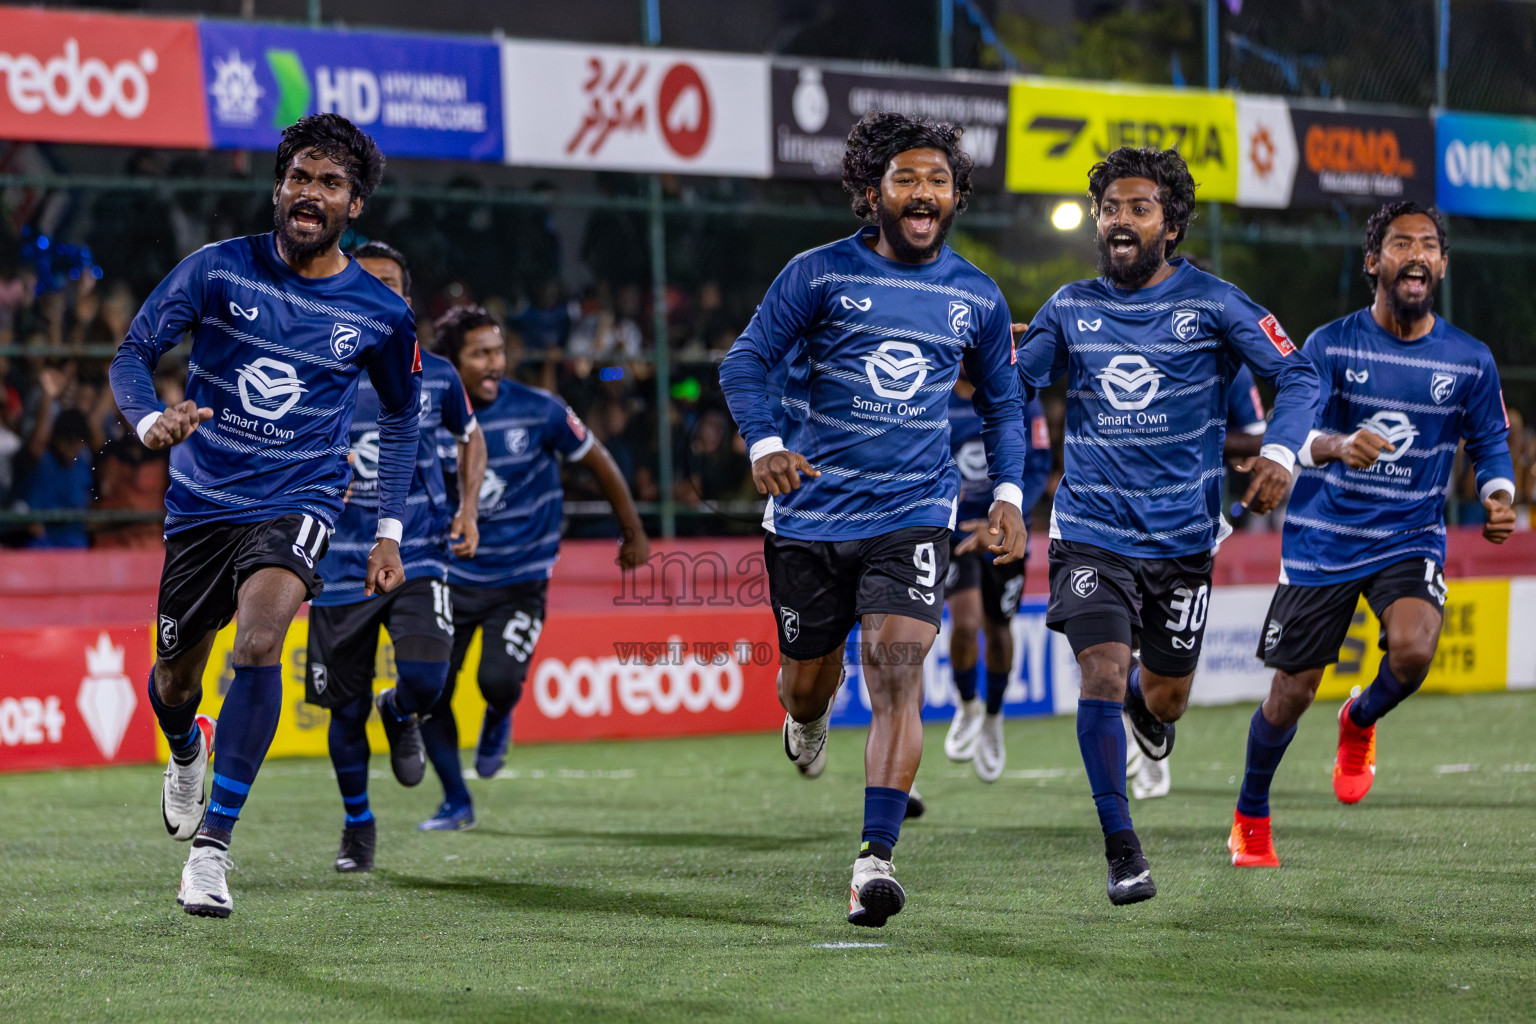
[1014, 294, 1070, 401]
[1224, 365, 1268, 461]
[719, 260, 821, 496]
[963, 296, 1030, 564]
[109, 248, 214, 449]
[362, 325, 423, 596]
[1462, 356, 1518, 545]
[442, 376, 483, 558]
[1020, 400, 1053, 512]
[1282, 342, 1395, 471]
[558, 403, 648, 569]
[1220, 289, 1322, 514]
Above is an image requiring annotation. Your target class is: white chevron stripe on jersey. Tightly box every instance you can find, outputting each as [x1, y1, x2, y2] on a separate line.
[1068, 468, 1224, 497]
[208, 269, 395, 334]
[1064, 418, 1224, 447]
[1328, 389, 1460, 416]
[772, 495, 955, 523]
[202, 317, 353, 371]
[807, 272, 997, 310]
[1284, 514, 1444, 540]
[1322, 347, 1482, 376]
[824, 319, 968, 350]
[1053, 510, 1220, 543]
[1300, 467, 1448, 501]
[1054, 296, 1225, 313]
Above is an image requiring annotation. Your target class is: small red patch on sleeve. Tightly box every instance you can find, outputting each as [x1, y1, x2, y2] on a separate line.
[1010, 341, 1017, 365]
[566, 408, 587, 441]
[1258, 314, 1295, 357]
[1501, 390, 1510, 429]
[1031, 414, 1051, 450]
[411, 342, 422, 374]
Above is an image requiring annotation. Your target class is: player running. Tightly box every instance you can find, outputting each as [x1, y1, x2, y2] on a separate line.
[304, 241, 486, 873]
[942, 380, 1052, 781]
[720, 111, 1028, 928]
[108, 115, 420, 917]
[1015, 146, 1319, 905]
[417, 305, 648, 831]
[1229, 202, 1516, 868]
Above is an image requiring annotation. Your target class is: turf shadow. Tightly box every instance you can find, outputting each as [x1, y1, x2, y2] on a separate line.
[482, 828, 842, 852]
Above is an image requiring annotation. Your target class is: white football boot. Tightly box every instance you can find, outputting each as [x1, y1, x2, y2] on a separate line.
[177, 845, 233, 918]
[973, 712, 1006, 783]
[944, 697, 986, 762]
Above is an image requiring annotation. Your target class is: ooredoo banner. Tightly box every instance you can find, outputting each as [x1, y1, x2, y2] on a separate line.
[0, 8, 209, 149]
[1289, 104, 1434, 207]
[501, 41, 771, 177]
[772, 63, 1009, 190]
[198, 21, 503, 161]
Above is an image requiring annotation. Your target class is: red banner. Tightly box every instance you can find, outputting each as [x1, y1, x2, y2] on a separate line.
[0, 9, 209, 148]
[0, 625, 157, 772]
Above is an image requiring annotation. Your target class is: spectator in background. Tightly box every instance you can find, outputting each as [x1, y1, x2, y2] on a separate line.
[516, 279, 572, 353]
[24, 407, 93, 548]
[93, 409, 169, 549]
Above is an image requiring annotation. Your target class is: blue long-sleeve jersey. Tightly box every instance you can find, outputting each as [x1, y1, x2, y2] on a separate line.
[109, 233, 420, 535]
[1227, 364, 1267, 435]
[720, 226, 1026, 541]
[949, 389, 1051, 524]
[1017, 258, 1320, 558]
[313, 350, 475, 606]
[1281, 309, 1514, 585]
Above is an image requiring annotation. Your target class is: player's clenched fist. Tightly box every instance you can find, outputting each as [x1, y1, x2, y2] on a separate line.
[143, 400, 213, 450]
[1337, 428, 1394, 469]
[752, 450, 820, 496]
[364, 538, 404, 597]
[1239, 456, 1294, 516]
[1483, 495, 1517, 545]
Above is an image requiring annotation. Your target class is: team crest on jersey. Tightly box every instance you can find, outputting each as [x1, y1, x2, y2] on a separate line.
[418, 392, 433, 417]
[1070, 567, 1098, 598]
[1430, 372, 1456, 405]
[505, 427, 530, 455]
[780, 606, 800, 642]
[350, 430, 381, 482]
[1170, 308, 1200, 342]
[1357, 410, 1418, 463]
[478, 467, 508, 513]
[1263, 620, 1283, 653]
[329, 322, 362, 360]
[311, 663, 328, 695]
[948, 301, 972, 337]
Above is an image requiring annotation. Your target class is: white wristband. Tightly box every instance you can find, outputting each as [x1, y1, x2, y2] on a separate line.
[1296, 429, 1325, 468]
[135, 411, 162, 444]
[992, 482, 1023, 510]
[1480, 477, 1516, 503]
[1260, 442, 1297, 476]
[749, 436, 786, 463]
[376, 517, 403, 543]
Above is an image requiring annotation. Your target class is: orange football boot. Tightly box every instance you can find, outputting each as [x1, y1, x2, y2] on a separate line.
[1333, 696, 1377, 804]
[1228, 809, 1280, 868]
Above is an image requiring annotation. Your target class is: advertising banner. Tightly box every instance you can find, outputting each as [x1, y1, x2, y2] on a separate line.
[0, 8, 208, 149]
[1288, 104, 1434, 207]
[501, 40, 770, 177]
[1006, 78, 1239, 200]
[771, 63, 1009, 190]
[1436, 111, 1536, 220]
[197, 21, 503, 161]
[1235, 95, 1297, 209]
[0, 625, 157, 773]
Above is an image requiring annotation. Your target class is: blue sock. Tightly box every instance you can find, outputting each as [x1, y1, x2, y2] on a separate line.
[202, 665, 282, 837]
[146, 671, 200, 759]
[1349, 659, 1419, 728]
[421, 702, 472, 809]
[1236, 706, 1298, 818]
[1127, 663, 1143, 701]
[328, 697, 374, 826]
[393, 659, 450, 716]
[1076, 698, 1132, 837]
[952, 663, 979, 703]
[860, 786, 909, 857]
[985, 669, 1009, 716]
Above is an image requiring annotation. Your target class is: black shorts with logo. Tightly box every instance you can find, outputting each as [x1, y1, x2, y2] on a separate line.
[1259, 556, 1447, 672]
[766, 525, 950, 661]
[155, 512, 332, 661]
[1046, 538, 1214, 677]
[305, 576, 455, 708]
[447, 579, 550, 697]
[945, 538, 1026, 626]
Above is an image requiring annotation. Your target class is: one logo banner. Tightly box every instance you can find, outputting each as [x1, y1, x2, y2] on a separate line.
[771, 63, 1008, 190]
[198, 21, 503, 161]
[1288, 103, 1434, 207]
[1006, 78, 1239, 201]
[1436, 111, 1536, 220]
[0, 8, 209, 148]
[501, 40, 771, 177]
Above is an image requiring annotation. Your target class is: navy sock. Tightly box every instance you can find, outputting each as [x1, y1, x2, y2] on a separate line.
[1349, 659, 1419, 728]
[1126, 663, 1144, 701]
[328, 697, 374, 826]
[146, 672, 200, 761]
[1077, 698, 1132, 837]
[421, 703, 472, 808]
[952, 663, 979, 703]
[393, 659, 450, 716]
[985, 669, 1009, 716]
[860, 786, 909, 856]
[1236, 706, 1298, 818]
[202, 664, 282, 837]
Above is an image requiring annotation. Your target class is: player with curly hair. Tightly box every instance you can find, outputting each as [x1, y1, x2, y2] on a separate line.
[720, 110, 1028, 927]
[1014, 146, 1320, 904]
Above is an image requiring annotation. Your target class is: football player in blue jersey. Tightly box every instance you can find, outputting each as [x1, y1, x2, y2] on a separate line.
[1229, 202, 1516, 868]
[942, 379, 1052, 781]
[1015, 146, 1320, 904]
[720, 111, 1029, 928]
[416, 305, 649, 831]
[304, 241, 487, 873]
[109, 114, 421, 917]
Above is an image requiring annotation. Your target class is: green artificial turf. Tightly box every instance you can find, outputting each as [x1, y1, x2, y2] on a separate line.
[2, 693, 1533, 1023]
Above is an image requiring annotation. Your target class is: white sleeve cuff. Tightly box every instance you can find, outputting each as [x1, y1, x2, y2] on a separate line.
[376, 517, 403, 543]
[1480, 477, 1516, 503]
[992, 482, 1023, 510]
[460, 417, 478, 443]
[568, 433, 596, 462]
[1296, 429, 1326, 468]
[135, 411, 162, 444]
[1260, 442, 1297, 476]
[749, 436, 786, 463]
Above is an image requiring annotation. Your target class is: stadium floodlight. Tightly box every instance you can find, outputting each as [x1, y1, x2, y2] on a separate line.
[1051, 201, 1083, 231]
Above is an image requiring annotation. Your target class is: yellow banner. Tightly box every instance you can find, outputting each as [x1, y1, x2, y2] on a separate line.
[1318, 578, 1509, 700]
[154, 618, 491, 761]
[1005, 78, 1239, 201]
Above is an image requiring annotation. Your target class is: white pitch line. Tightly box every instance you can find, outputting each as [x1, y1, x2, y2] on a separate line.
[813, 942, 888, 949]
